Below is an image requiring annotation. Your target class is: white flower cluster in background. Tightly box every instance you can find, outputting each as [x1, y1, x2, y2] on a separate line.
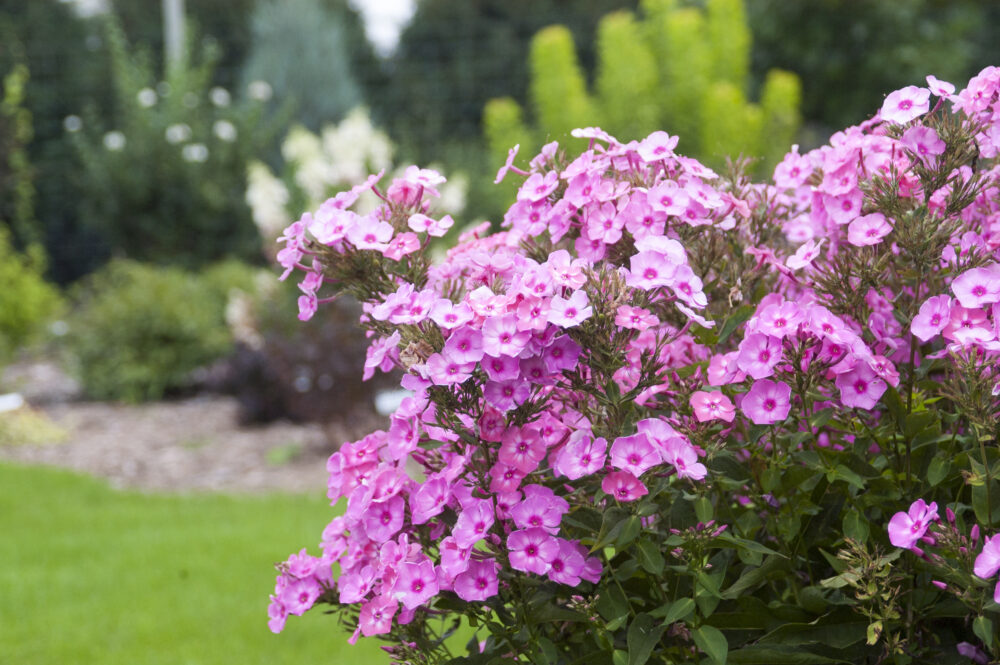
[247, 107, 468, 243]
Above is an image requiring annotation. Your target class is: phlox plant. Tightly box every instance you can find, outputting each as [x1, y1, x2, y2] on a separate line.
[268, 67, 1000, 665]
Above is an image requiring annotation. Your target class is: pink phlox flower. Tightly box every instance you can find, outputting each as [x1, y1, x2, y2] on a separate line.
[362, 494, 406, 543]
[482, 314, 531, 357]
[636, 130, 679, 163]
[339, 564, 376, 604]
[484, 379, 532, 413]
[346, 215, 394, 251]
[661, 437, 707, 481]
[546, 249, 589, 289]
[297, 293, 318, 321]
[454, 559, 500, 602]
[755, 301, 804, 339]
[901, 125, 946, 166]
[359, 595, 398, 637]
[911, 294, 952, 342]
[268, 596, 288, 633]
[869, 355, 901, 388]
[508, 527, 559, 575]
[518, 171, 560, 203]
[676, 302, 715, 329]
[942, 305, 989, 343]
[408, 213, 454, 237]
[881, 85, 931, 124]
[466, 285, 509, 318]
[952, 264, 1000, 308]
[786, 238, 825, 271]
[429, 299, 473, 330]
[610, 432, 661, 477]
[974, 534, 1000, 604]
[669, 264, 708, 308]
[957, 642, 990, 665]
[393, 558, 440, 610]
[627, 250, 679, 289]
[383, 232, 421, 260]
[452, 498, 495, 549]
[554, 430, 608, 480]
[498, 426, 547, 473]
[489, 461, 527, 494]
[647, 181, 691, 216]
[284, 548, 320, 579]
[549, 290, 593, 328]
[584, 201, 624, 244]
[602, 470, 649, 502]
[737, 333, 783, 380]
[530, 141, 559, 170]
[514, 297, 551, 333]
[439, 536, 473, 578]
[708, 351, 745, 385]
[822, 189, 864, 226]
[495, 144, 521, 184]
[547, 539, 586, 586]
[616, 305, 659, 331]
[741, 379, 792, 425]
[510, 488, 568, 534]
[690, 390, 736, 423]
[442, 325, 485, 364]
[309, 205, 356, 246]
[847, 212, 893, 247]
[482, 353, 520, 382]
[425, 353, 476, 386]
[571, 126, 616, 142]
[280, 576, 323, 616]
[926, 75, 956, 98]
[773, 146, 811, 189]
[621, 195, 666, 240]
[835, 362, 887, 410]
[410, 475, 451, 525]
[887, 499, 939, 550]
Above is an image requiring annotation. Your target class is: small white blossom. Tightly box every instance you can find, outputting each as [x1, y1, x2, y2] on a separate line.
[209, 87, 231, 107]
[247, 80, 273, 102]
[137, 87, 157, 107]
[63, 115, 82, 132]
[213, 120, 237, 142]
[165, 123, 192, 144]
[182, 143, 209, 163]
[103, 131, 126, 151]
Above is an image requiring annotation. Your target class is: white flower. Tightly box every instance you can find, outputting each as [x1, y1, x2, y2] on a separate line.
[247, 80, 273, 102]
[165, 123, 192, 144]
[63, 115, 82, 132]
[182, 143, 209, 163]
[137, 87, 157, 108]
[209, 87, 231, 107]
[213, 120, 237, 142]
[103, 131, 126, 151]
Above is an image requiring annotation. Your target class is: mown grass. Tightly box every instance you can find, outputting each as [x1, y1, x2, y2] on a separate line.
[0, 462, 389, 665]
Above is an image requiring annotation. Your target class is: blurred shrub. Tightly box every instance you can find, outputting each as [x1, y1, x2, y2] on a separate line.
[748, 0, 996, 130]
[69, 14, 280, 270]
[483, 0, 801, 174]
[240, 0, 379, 132]
[0, 229, 62, 365]
[67, 259, 256, 403]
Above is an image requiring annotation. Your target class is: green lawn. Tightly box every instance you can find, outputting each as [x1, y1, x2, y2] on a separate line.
[0, 462, 389, 665]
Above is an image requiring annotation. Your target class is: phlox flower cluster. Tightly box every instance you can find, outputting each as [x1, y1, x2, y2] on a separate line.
[266, 66, 1000, 661]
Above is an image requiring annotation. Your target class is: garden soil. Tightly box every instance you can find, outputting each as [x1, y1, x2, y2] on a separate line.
[0, 359, 383, 494]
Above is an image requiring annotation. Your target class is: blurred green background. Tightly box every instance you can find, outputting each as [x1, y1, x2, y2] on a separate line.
[1, 0, 997, 662]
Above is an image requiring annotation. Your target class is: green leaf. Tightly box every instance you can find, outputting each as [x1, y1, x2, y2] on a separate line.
[728, 646, 850, 664]
[627, 613, 665, 665]
[617, 516, 642, 549]
[722, 555, 785, 599]
[694, 496, 714, 522]
[973, 481, 1000, 525]
[829, 464, 864, 490]
[718, 304, 755, 345]
[612, 650, 629, 665]
[692, 624, 729, 665]
[530, 606, 590, 625]
[841, 510, 869, 544]
[636, 538, 665, 575]
[758, 618, 867, 649]
[974, 616, 994, 650]
[594, 507, 630, 551]
[536, 637, 559, 665]
[926, 456, 950, 487]
[651, 597, 696, 624]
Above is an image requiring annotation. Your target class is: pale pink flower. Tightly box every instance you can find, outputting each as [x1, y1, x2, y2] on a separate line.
[615, 305, 659, 331]
[553, 431, 607, 480]
[601, 470, 648, 502]
[636, 130, 679, 163]
[881, 85, 931, 124]
[359, 596, 398, 636]
[737, 333, 783, 380]
[661, 437, 707, 481]
[901, 126, 946, 166]
[786, 239, 824, 271]
[887, 499, 938, 550]
[925, 75, 955, 98]
[835, 363, 887, 410]
[951, 265, 1000, 308]
[690, 390, 735, 423]
[394, 559, 440, 610]
[547, 539, 586, 586]
[454, 559, 499, 602]
[549, 290, 593, 327]
[847, 212, 893, 247]
[508, 528, 558, 575]
[911, 295, 951, 342]
[495, 144, 520, 184]
[741, 380, 792, 425]
[609, 432, 660, 477]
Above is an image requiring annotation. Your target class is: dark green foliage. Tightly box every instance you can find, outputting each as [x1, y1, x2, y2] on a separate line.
[70, 15, 277, 270]
[66, 259, 255, 402]
[239, 0, 379, 131]
[378, 0, 638, 158]
[748, 0, 997, 130]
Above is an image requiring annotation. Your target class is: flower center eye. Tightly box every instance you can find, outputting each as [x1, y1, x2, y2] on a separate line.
[764, 399, 776, 411]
